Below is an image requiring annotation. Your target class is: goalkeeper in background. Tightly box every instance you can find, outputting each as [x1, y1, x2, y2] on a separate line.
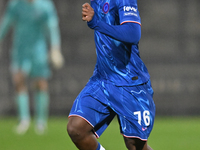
[0, 0, 64, 135]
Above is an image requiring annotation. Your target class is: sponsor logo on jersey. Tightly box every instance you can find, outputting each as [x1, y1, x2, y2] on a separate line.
[123, 6, 137, 12]
[124, 12, 138, 17]
[123, 6, 138, 16]
[102, 2, 109, 14]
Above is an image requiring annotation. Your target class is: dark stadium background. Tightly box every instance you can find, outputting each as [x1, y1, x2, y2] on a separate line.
[0, 0, 199, 117]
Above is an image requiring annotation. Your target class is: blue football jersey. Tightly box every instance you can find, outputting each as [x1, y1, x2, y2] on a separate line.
[90, 0, 150, 86]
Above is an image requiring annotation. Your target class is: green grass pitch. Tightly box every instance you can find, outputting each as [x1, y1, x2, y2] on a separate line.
[0, 116, 200, 150]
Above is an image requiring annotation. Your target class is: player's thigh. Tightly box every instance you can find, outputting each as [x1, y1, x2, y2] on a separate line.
[124, 137, 147, 150]
[31, 56, 51, 79]
[67, 116, 93, 135]
[11, 59, 28, 86]
[68, 77, 116, 138]
[68, 94, 115, 138]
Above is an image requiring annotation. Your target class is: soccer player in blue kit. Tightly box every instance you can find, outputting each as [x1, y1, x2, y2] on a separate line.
[0, 0, 64, 134]
[67, 0, 155, 150]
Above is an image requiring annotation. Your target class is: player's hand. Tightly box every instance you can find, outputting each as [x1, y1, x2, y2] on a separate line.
[50, 48, 64, 69]
[82, 3, 94, 22]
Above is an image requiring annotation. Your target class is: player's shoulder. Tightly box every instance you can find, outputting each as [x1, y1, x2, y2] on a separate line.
[37, 0, 55, 11]
[8, 0, 20, 7]
[6, 0, 21, 12]
[38, 0, 54, 7]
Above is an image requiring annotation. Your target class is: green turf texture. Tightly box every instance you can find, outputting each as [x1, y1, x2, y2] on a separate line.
[0, 116, 199, 150]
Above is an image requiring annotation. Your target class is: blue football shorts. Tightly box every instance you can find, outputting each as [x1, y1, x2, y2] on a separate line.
[69, 75, 156, 141]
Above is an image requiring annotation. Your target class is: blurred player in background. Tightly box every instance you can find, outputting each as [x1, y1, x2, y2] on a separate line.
[0, 0, 64, 135]
[67, 0, 155, 150]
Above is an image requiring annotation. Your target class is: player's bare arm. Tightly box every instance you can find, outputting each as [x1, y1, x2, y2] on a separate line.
[82, 3, 94, 22]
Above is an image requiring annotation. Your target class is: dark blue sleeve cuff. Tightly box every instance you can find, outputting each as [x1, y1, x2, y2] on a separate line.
[87, 13, 99, 29]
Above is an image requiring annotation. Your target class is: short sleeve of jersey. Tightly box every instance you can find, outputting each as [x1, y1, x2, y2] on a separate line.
[117, 0, 141, 25]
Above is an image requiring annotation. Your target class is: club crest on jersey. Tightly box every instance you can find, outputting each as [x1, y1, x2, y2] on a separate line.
[102, 2, 109, 14]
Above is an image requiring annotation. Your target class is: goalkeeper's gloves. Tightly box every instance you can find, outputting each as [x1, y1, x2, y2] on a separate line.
[50, 48, 64, 69]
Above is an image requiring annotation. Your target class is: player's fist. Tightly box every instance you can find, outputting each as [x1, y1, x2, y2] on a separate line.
[82, 3, 94, 22]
